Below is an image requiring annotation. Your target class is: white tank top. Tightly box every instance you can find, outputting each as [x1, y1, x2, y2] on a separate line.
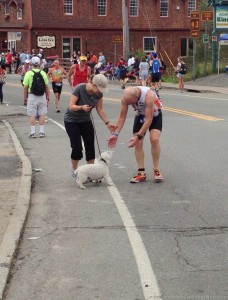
[132, 86, 162, 117]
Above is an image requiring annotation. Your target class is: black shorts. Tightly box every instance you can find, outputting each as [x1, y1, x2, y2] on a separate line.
[151, 73, 160, 83]
[133, 111, 162, 134]
[52, 82, 63, 94]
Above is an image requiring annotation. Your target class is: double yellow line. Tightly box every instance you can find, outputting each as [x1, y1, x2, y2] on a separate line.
[105, 97, 224, 122]
[163, 106, 223, 121]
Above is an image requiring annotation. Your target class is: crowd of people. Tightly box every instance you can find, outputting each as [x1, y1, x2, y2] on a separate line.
[0, 48, 187, 184]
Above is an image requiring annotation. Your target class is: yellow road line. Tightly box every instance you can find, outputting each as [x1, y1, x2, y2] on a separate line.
[7, 83, 223, 121]
[163, 106, 224, 121]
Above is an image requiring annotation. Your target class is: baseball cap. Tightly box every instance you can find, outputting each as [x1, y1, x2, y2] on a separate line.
[80, 55, 87, 61]
[152, 52, 157, 58]
[92, 74, 108, 93]
[25, 59, 30, 64]
[31, 56, 40, 65]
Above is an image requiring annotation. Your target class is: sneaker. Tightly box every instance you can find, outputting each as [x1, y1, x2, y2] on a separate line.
[28, 133, 36, 138]
[130, 172, 146, 183]
[154, 169, 163, 181]
[39, 132, 46, 138]
[56, 109, 60, 113]
[71, 170, 77, 179]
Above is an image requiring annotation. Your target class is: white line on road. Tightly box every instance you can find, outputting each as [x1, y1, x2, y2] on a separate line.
[46, 117, 162, 300]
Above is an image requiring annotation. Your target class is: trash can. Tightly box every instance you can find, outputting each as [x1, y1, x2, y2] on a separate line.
[226, 66, 228, 73]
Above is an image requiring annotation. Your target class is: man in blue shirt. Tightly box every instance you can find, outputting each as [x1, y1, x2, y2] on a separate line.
[149, 52, 161, 91]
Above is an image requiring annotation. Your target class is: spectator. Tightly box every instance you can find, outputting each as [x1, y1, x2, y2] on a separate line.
[175, 57, 185, 92]
[0, 64, 6, 104]
[6, 50, 12, 74]
[139, 57, 149, 86]
[117, 56, 128, 89]
[133, 57, 140, 85]
[88, 51, 98, 73]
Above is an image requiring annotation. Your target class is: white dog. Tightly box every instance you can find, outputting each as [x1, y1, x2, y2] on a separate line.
[74, 152, 113, 189]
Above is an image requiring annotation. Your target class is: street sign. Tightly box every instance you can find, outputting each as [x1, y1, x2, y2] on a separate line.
[191, 30, 200, 38]
[112, 36, 123, 43]
[212, 35, 217, 41]
[203, 34, 209, 43]
[191, 11, 200, 19]
[201, 11, 213, 21]
[191, 19, 200, 30]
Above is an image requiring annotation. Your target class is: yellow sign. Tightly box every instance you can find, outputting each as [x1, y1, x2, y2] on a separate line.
[112, 36, 123, 43]
[191, 11, 200, 19]
[191, 30, 199, 38]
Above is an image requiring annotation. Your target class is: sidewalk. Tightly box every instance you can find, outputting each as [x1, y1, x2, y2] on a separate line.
[0, 105, 32, 300]
[0, 73, 227, 299]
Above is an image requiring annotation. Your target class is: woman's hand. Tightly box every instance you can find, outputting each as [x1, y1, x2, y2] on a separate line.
[82, 105, 92, 112]
[107, 123, 118, 133]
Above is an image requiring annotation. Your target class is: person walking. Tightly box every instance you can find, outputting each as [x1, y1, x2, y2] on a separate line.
[117, 57, 128, 89]
[149, 52, 161, 91]
[17, 59, 31, 105]
[0, 65, 6, 104]
[107, 86, 163, 183]
[6, 50, 12, 74]
[64, 74, 115, 175]
[139, 57, 149, 86]
[23, 56, 50, 138]
[175, 57, 185, 92]
[47, 59, 67, 112]
[67, 55, 91, 89]
[133, 57, 140, 85]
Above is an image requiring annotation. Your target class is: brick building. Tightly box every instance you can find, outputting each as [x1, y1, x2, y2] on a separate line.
[0, 0, 203, 66]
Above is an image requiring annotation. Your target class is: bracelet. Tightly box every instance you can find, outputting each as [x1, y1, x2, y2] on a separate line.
[80, 105, 83, 110]
[111, 132, 119, 137]
[105, 121, 110, 125]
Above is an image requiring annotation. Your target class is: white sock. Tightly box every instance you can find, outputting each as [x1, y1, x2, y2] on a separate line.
[39, 125, 44, 133]
[31, 126, 35, 134]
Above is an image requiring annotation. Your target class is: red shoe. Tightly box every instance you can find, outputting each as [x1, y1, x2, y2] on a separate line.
[130, 172, 146, 183]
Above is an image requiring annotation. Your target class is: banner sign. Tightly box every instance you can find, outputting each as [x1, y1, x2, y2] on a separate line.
[37, 36, 56, 48]
[216, 6, 228, 29]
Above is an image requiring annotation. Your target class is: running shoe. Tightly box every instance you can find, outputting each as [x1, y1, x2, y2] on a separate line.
[130, 172, 146, 183]
[154, 169, 163, 181]
[28, 133, 36, 138]
[39, 132, 46, 138]
[56, 109, 60, 113]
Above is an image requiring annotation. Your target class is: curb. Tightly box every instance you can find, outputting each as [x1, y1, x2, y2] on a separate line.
[0, 120, 32, 300]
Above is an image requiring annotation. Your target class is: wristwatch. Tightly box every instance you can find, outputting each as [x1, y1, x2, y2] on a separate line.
[136, 133, 143, 140]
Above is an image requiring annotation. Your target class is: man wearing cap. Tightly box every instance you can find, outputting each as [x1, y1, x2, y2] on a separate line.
[23, 56, 50, 138]
[64, 73, 115, 175]
[48, 59, 67, 112]
[67, 55, 91, 90]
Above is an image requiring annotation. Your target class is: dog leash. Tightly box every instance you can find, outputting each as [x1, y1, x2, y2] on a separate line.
[91, 112, 102, 156]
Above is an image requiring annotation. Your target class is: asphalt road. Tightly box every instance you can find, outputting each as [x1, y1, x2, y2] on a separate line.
[2, 75, 228, 300]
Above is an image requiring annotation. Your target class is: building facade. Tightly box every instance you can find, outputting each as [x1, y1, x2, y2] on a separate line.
[0, 0, 204, 66]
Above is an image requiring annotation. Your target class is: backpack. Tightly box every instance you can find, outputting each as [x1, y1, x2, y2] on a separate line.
[30, 70, 46, 96]
[180, 63, 187, 75]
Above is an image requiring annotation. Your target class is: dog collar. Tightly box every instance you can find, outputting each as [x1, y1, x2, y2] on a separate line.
[100, 158, 107, 164]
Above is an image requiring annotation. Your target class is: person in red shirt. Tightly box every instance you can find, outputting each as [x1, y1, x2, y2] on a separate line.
[67, 55, 91, 90]
[6, 50, 12, 74]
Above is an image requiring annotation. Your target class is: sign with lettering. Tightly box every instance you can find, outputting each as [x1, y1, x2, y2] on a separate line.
[191, 19, 200, 30]
[191, 11, 200, 19]
[37, 36, 56, 48]
[191, 30, 200, 38]
[216, 6, 228, 29]
[112, 36, 123, 43]
[201, 11, 213, 21]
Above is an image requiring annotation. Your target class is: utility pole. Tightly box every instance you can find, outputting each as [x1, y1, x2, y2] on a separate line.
[207, 0, 223, 72]
[122, 0, 129, 59]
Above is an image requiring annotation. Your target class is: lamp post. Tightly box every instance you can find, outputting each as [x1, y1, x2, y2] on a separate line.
[207, 0, 222, 72]
[122, 0, 129, 59]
